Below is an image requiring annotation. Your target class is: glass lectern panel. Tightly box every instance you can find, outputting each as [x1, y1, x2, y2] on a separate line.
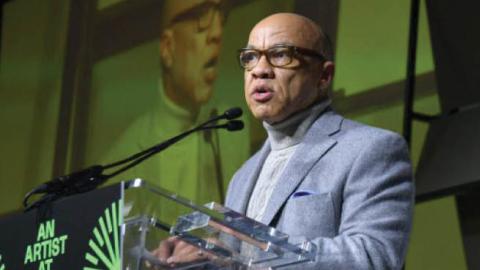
[122, 179, 316, 270]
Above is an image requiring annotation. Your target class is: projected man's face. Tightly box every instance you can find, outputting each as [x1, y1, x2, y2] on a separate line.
[160, 0, 225, 112]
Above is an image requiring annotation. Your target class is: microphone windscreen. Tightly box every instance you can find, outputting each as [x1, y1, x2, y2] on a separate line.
[226, 120, 244, 131]
[224, 107, 243, 120]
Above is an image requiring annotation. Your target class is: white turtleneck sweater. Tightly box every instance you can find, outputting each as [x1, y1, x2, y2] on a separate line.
[246, 99, 332, 221]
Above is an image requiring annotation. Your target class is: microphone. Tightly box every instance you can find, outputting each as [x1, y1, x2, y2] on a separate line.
[226, 120, 244, 131]
[103, 107, 243, 171]
[224, 107, 242, 120]
[200, 107, 243, 127]
[23, 107, 245, 209]
[201, 120, 244, 131]
[105, 119, 244, 180]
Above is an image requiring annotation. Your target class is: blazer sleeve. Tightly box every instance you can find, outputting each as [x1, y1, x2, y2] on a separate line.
[298, 132, 415, 270]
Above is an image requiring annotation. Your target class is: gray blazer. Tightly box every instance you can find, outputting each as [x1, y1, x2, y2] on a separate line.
[225, 109, 414, 270]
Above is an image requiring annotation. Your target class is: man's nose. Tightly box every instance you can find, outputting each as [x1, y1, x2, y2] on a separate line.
[207, 10, 223, 43]
[251, 55, 274, 79]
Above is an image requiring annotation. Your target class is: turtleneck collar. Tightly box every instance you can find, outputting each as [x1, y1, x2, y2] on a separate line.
[263, 99, 331, 151]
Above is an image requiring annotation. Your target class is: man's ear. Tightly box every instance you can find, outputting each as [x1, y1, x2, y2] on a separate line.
[159, 29, 175, 69]
[318, 61, 335, 90]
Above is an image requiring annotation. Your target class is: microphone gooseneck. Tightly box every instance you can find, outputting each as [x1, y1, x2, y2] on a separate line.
[23, 107, 244, 210]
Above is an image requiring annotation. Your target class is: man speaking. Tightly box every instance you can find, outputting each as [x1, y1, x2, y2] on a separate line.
[156, 12, 414, 269]
[224, 13, 414, 269]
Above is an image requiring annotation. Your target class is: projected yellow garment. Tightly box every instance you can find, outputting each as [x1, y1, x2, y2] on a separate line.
[103, 87, 227, 205]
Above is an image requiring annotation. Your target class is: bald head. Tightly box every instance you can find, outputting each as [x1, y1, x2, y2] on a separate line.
[250, 13, 331, 60]
[243, 12, 334, 123]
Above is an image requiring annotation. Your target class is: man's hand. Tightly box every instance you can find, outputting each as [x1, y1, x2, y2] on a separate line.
[151, 236, 208, 267]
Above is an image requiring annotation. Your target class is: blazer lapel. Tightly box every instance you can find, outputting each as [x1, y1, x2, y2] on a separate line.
[260, 110, 343, 225]
[232, 142, 271, 214]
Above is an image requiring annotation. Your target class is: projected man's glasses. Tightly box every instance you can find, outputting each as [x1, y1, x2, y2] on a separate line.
[170, 2, 226, 32]
[238, 45, 325, 70]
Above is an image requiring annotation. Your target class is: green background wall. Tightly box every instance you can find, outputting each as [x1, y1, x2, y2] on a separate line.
[335, 1, 466, 269]
[0, 0, 467, 269]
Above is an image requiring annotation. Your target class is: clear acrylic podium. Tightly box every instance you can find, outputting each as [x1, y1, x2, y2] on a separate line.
[123, 179, 317, 270]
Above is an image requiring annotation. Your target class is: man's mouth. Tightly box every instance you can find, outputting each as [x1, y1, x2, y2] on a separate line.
[204, 56, 219, 84]
[204, 57, 218, 69]
[252, 87, 274, 102]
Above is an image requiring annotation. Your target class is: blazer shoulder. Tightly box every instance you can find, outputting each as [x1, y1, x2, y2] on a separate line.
[330, 117, 410, 161]
[339, 118, 407, 143]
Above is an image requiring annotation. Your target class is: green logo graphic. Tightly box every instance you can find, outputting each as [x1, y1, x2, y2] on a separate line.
[83, 201, 122, 270]
[0, 253, 6, 270]
[23, 219, 69, 270]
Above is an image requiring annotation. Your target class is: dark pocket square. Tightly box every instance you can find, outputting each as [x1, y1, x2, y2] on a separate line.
[291, 190, 317, 198]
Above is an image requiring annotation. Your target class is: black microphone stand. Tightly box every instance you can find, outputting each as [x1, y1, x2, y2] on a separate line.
[23, 108, 243, 210]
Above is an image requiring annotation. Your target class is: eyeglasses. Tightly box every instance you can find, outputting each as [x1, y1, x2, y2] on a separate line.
[238, 45, 325, 70]
[170, 1, 226, 33]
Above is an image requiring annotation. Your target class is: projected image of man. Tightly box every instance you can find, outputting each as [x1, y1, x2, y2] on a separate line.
[104, 0, 247, 207]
